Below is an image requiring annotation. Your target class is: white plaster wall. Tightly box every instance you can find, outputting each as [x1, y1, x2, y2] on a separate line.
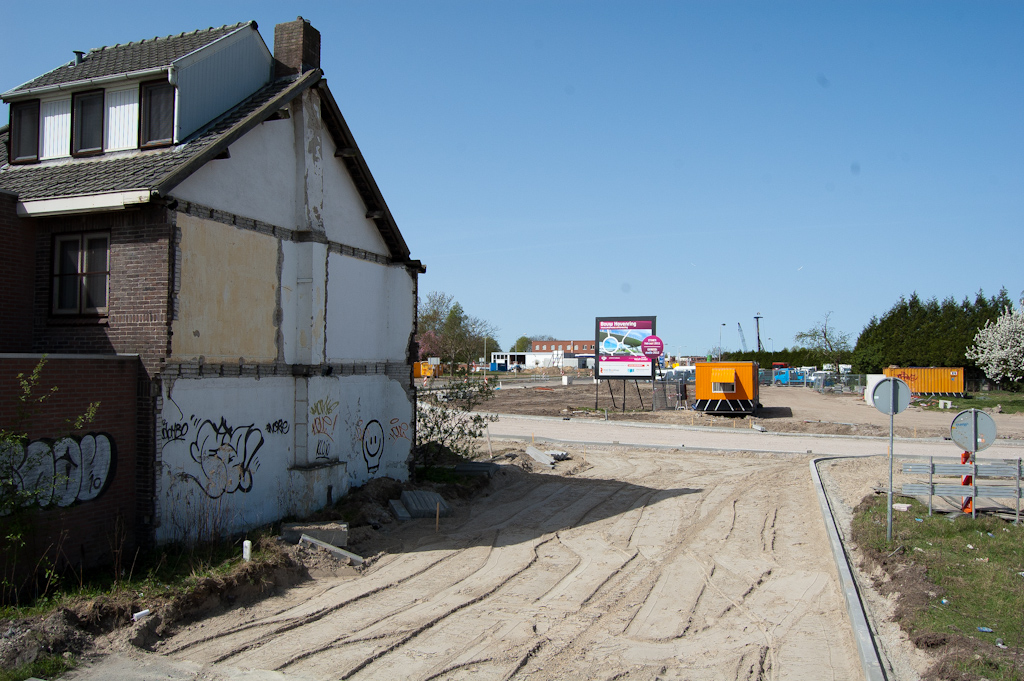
[156, 377, 347, 544]
[171, 119, 299, 229]
[318, 128, 390, 255]
[279, 241, 299, 364]
[278, 241, 329, 366]
[325, 254, 414, 363]
[172, 97, 393, 259]
[307, 375, 412, 488]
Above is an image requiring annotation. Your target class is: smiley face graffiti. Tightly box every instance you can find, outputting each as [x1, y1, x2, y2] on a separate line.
[361, 420, 384, 474]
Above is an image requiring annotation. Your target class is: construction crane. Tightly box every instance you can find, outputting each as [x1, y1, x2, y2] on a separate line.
[754, 313, 764, 351]
[737, 323, 749, 353]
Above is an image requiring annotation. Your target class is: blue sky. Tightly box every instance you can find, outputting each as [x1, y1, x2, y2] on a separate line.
[4, 2, 1021, 357]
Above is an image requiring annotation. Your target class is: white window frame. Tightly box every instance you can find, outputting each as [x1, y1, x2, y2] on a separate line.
[712, 382, 736, 394]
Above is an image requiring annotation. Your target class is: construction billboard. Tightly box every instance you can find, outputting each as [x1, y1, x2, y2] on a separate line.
[595, 316, 657, 379]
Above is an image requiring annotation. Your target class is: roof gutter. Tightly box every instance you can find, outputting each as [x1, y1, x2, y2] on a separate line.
[2, 67, 171, 101]
[16, 190, 154, 217]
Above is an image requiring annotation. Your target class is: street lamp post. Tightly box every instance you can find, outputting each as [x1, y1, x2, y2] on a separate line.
[719, 323, 726, 361]
[768, 337, 774, 355]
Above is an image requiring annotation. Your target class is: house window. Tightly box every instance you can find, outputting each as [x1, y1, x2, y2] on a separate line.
[712, 382, 736, 394]
[53, 233, 110, 314]
[140, 81, 174, 147]
[9, 100, 40, 163]
[72, 90, 104, 155]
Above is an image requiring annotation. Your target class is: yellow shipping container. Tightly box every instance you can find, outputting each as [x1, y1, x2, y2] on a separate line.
[883, 367, 964, 396]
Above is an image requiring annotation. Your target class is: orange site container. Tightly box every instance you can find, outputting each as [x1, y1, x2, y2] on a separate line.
[694, 361, 760, 415]
[883, 367, 964, 396]
[413, 361, 436, 378]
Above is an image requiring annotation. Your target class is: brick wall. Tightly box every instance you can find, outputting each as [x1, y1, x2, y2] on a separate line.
[0, 355, 139, 578]
[274, 18, 321, 78]
[531, 340, 596, 353]
[30, 206, 173, 378]
[0, 192, 34, 352]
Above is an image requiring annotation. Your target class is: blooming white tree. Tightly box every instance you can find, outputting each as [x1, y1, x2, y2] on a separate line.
[966, 294, 1024, 384]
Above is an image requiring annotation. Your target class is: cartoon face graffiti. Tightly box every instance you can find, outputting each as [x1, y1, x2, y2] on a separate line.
[361, 420, 385, 474]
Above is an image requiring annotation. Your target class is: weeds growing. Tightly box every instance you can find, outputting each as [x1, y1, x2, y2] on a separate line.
[853, 494, 1024, 680]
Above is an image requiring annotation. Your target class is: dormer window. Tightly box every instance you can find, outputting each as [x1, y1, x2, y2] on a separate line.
[72, 90, 104, 156]
[7, 80, 175, 162]
[141, 81, 174, 147]
[9, 101, 40, 163]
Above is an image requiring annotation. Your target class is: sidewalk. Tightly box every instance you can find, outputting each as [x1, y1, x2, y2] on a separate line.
[484, 412, 1024, 460]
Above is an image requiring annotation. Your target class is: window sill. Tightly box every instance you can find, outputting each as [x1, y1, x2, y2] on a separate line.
[47, 315, 109, 327]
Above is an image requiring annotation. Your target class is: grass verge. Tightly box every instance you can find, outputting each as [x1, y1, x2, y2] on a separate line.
[0, 530, 294, 679]
[921, 391, 1024, 415]
[0, 653, 75, 681]
[852, 493, 1024, 680]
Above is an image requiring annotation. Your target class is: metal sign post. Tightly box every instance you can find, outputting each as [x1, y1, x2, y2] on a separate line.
[873, 377, 911, 542]
[950, 408, 998, 518]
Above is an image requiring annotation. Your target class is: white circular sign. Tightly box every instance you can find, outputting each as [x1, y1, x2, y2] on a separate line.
[872, 377, 912, 416]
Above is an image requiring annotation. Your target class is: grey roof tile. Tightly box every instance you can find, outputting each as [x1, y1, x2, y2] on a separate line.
[6, 22, 253, 95]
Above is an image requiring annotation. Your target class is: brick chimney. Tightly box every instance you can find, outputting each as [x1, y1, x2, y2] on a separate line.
[274, 17, 321, 78]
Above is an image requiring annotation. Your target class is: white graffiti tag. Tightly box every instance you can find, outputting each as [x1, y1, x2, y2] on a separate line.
[0, 433, 114, 508]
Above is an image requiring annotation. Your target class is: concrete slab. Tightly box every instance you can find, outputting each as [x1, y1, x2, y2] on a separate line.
[525, 446, 554, 468]
[281, 522, 348, 547]
[389, 498, 412, 521]
[299, 534, 364, 565]
[454, 461, 500, 477]
[400, 490, 451, 518]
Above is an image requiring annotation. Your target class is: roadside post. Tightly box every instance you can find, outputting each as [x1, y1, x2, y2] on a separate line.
[641, 335, 664, 411]
[949, 408, 997, 519]
[872, 377, 911, 542]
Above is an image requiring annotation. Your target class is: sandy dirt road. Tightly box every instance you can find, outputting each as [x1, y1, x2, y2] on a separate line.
[83, 444, 863, 680]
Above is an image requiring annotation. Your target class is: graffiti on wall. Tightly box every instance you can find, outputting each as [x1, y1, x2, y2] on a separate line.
[183, 417, 263, 498]
[310, 397, 339, 460]
[265, 419, 290, 434]
[0, 433, 114, 507]
[347, 416, 410, 475]
[361, 420, 384, 473]
[388, 417, 411, 443]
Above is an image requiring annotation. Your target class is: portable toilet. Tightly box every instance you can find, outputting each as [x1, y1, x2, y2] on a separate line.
[694, 361, 760, 415]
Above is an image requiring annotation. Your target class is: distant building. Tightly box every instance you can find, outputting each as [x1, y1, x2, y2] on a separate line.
[530, 339, 595, 354]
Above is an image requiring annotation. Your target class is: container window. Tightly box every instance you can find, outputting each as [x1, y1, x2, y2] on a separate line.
[712, 382, 735, 393]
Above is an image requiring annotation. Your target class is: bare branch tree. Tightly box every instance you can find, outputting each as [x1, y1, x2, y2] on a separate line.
[794, 312, 852, 372]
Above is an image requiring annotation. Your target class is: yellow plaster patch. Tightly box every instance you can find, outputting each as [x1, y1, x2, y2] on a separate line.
[171, 213, 279, 362]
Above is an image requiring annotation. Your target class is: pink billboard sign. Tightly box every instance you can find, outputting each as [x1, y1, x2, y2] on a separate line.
[595, 317, 656, 378]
